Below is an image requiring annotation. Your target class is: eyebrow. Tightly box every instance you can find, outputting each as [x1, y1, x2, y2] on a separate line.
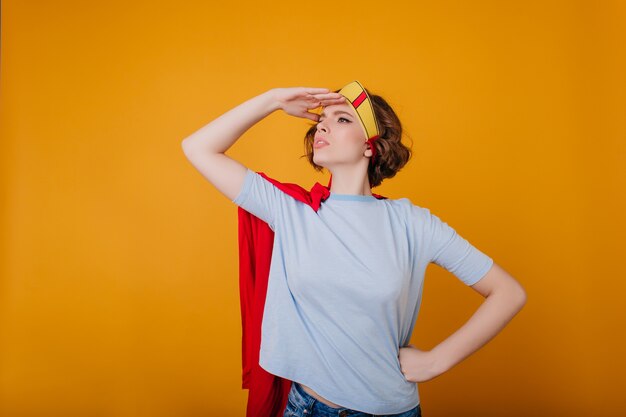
[319, 110, 353, 119]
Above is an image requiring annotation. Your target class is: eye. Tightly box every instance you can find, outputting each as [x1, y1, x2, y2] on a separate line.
[317, 117, 350, 124]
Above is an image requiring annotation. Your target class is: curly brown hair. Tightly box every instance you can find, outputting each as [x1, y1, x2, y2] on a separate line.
[301, 87, 412, 188]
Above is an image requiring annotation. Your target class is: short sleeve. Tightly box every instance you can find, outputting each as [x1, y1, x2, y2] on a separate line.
[231, 168, 289, 231]
[424, 208, 494, 286]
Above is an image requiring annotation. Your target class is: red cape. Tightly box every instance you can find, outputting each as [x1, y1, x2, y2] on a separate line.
[237, 171, 386, 417]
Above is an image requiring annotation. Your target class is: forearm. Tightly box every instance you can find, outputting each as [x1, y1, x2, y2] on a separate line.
[431, 287, 526, 374]
[181, 89, 280, 155]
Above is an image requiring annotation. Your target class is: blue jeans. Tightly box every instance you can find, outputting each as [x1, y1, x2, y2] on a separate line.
[283, 381, 422, 417]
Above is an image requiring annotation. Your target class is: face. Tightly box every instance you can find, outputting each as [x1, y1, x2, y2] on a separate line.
[313, 102, 372, 167]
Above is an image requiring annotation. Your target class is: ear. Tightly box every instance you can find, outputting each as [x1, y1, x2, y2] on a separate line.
[364, 142, 373, 158]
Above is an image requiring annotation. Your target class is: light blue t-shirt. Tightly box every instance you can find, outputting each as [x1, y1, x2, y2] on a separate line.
[232, 168, 493, 414]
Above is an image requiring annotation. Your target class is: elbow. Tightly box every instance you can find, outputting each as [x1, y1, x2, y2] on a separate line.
[491, 280, 527, 311]
[513, 282, 527, 310]
[181, 139, 201, 159]
[181, 138, 194, 156]
[181, 139, 190, 156]
[181, 138, 221, 158]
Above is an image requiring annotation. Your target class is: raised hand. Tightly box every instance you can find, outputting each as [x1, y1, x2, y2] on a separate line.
[272, 87, 346, 122]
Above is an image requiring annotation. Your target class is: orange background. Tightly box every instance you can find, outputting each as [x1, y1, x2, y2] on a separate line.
[1, 1, 624, 416]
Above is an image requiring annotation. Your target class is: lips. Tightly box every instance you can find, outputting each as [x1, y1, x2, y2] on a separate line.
[313, 137, 329, 149]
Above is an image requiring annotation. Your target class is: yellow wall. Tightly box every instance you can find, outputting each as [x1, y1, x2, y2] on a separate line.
[1, 1, 624, 416]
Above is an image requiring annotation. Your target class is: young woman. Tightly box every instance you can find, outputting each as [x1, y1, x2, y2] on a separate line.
[182, 82, 527, 417]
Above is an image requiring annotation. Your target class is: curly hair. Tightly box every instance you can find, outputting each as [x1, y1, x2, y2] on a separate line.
[301, 87, 413, 188]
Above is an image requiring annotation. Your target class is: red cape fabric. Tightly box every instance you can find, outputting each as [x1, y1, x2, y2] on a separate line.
[237, 171, 386, 417]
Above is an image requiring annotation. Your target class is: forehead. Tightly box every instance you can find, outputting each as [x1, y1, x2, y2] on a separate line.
[320, 103, 356, 118]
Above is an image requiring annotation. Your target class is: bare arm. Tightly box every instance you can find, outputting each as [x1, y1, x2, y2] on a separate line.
[399, 262, 527, 382]
[181, 87, 345, 201]
[181, 90, 279, 202]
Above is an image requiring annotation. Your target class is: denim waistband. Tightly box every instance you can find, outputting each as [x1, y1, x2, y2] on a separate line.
[288, 381, 421, 417]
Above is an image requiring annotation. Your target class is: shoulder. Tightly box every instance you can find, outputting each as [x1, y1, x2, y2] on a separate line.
[383, 194, 428, 211]
[381, 195, 432, 224]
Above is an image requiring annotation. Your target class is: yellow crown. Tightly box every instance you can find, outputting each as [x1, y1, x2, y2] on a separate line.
[337, 80, 380, 140]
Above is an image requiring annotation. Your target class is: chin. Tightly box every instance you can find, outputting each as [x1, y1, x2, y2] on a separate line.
[312, 155, 328, 168]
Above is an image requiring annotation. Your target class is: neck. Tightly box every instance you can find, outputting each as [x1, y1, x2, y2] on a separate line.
[328, 166, 372, 196]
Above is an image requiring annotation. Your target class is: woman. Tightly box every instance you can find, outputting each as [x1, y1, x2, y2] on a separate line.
[181, 81, 527, 417]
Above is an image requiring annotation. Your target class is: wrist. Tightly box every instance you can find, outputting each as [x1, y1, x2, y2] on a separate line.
[430, 347, 452, 376]
[263, 89, 282, 113]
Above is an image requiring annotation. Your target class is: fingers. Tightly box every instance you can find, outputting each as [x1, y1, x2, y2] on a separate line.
[305, 93, 346, 108]
[311, 92, 345, 100]
[322, 97, 347, 106]
[304, 88, 330, 94]
[301, 111, 320, 122]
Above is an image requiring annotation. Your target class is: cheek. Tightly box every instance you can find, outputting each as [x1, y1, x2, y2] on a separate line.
[335, 123, 363, 141]
[336, 138, 366, 157]
[346, 128, 366, 147]
[349, 124, 366, 141]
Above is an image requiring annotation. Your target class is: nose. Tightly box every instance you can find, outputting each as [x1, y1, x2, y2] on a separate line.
[316, 119, 328, 133]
